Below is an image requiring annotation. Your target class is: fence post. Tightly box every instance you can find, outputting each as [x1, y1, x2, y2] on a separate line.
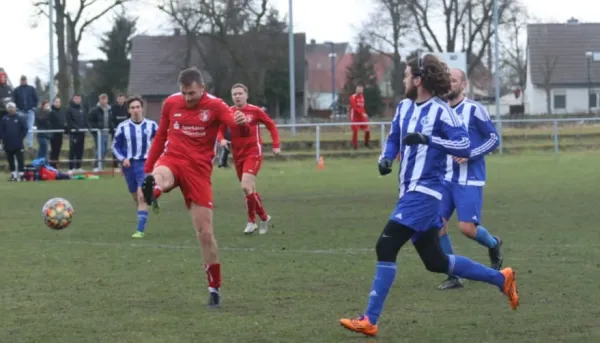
[315, 125, 321, 162]
[553, 120, 559, 153]
[380, 123, 386, 151]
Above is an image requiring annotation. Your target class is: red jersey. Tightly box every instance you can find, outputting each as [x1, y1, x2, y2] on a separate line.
[349, 93, 366, 121]
[217, 104, 280, 157]
[144, 92, 244, 174]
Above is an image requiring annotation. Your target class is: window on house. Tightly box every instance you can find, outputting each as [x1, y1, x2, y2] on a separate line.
[553, 92, 566, 110]
[589, 93, 598, 109]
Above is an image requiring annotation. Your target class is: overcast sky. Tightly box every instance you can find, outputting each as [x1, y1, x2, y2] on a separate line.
[4, 0, 599, 83]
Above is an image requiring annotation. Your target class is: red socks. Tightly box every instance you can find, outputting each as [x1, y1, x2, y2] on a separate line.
[253, 193, 268, 221]
[245, 194, 257, 223]
[365, 131, 370, 146]
[351, 130, 358, 149]
[153, 186, 162, 199]
[205, 263, 221, 289]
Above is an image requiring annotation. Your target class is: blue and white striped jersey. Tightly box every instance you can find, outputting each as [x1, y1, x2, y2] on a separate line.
[379, 97, 470, 200]
[112, 119, 158, 161]
[444, 98, 499, 186]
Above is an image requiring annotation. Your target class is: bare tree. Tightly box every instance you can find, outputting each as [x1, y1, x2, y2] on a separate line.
[540, 56, 559, 114]
[406, 0, 514, 74]
[360, 0, 412, 101]
[33, 0, 70, 104]
[499, 7, 528, 103]
[35, 0, 128, 96]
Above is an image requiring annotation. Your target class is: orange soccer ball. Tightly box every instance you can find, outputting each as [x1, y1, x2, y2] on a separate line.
[42, 198, 74, 230]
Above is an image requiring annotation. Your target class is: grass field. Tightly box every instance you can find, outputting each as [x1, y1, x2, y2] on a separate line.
[2, 153, 600, 342]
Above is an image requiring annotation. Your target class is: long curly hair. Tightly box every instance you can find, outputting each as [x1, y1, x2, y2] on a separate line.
[407, 54, 451, 97]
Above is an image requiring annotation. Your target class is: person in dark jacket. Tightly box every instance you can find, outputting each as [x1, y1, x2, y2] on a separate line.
[0, 71, 12, 120]
[66, 94, 88, 172]
[35, 100, 52, 159]
[110, 94, 129, 168]
[0, 102, 27, 181]
[12, 76, 38, 149]
[49, 97, 66, 168]
[88, 93, 112, 171]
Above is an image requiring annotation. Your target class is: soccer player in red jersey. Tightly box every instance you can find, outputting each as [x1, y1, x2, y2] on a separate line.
[217, 83, 281, 235]
[349, 84, 371, 149]
[142, 68, 248, 308]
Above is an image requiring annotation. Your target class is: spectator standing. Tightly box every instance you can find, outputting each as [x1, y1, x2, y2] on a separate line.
[0, 71, 12, 120]
[110, 94, 129, 168]
[49, 97, 66, 168]
[0, 102, 27, 181]
[66, 94, 88, 172]
[35, 100, 52, 159]
[12, 76, 38, 149]
[88, 93, 112, 172]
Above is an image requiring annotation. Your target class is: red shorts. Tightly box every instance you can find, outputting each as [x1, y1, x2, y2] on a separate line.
[351, 119, 370, 131]
[154, 154, 213, 209]
[234, 154, 263, 181]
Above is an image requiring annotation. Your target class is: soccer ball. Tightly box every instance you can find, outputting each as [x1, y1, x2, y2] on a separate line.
[42, 198, 74, 230]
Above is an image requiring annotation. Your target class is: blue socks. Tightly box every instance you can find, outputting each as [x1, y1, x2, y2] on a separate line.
[439, 232, 455, 255]
[136, 210, 148, 232]
[448, 254, 505, 289]
[474, 225, 497, 248]
[365, 261, 397, 325]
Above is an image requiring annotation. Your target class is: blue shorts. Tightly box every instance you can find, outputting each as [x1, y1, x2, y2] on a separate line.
[123, 160, 146, 194]
[440, 182, 483, 224]
[390, 191, 443, 243]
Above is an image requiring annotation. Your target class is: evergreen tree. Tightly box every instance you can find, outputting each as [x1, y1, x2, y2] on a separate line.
[92, 11, 137, 100]
[342, 39, 383, 117]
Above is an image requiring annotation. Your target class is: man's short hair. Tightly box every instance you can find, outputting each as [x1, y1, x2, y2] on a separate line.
[231, 83, 248, 93]
[99, 93, 108, 100]
[6, 102, 15, 109]
[126, 95, 144, 108]
[178, 67, 204, 86]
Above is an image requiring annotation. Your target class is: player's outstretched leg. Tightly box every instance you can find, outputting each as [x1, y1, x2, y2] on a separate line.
[437, 221, 463, 290]
[414, 229, 519, 310]
[190, 203, 221, 308]
[143, 166, 174, 214]
[254, 192, 271, 234]
[241, 172, 271, 234]
[339, 220, 414, 337]
[459, 222, 503, 269]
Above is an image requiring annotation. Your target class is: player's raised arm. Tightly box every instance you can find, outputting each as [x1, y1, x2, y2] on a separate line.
[470, 103, 499, 159]
[377, 102, 403, 175]
[143, 99, 170, 173]
[112, 124, 127, 162]
[429, 108, 471, 158]
[257, 108, 280, 150]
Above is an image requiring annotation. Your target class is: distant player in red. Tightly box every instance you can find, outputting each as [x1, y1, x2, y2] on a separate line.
[142, 68, 248, 308]
[217, 83, 281, 235]
[349, 84, 371, 149]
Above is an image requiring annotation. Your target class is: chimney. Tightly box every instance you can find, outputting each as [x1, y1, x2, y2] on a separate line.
[567, 17, 579, 25]
[174, 28, 181, 36]
[310, 39, 316, 45]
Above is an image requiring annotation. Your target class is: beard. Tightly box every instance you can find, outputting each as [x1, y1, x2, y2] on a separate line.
[404, 85, 417, 100]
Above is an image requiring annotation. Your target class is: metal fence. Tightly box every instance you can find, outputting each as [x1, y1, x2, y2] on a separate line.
[19, 118, 600, 171]
[273, 117, 600, 162]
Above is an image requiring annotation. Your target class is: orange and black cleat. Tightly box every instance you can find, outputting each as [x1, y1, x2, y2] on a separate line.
[339, 314, 378, 337]
[500, 267, 520, 310]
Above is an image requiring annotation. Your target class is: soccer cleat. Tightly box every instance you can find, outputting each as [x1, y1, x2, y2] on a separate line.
[489, 236, 503, 270]
[340, 314, 378, 337]
[207, 290, 221, 308]
[132, 231, 144, 239]
[244, 222, 257, 234]
[151, 199, 161, 214]
[259, 215, 271, 235]
[142, 175, 156, 206]
[438, 276, 464, 290]
[500, 267, 519, 310]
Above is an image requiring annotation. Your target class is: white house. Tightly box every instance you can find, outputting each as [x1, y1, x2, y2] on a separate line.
[525, 19, 600, 115]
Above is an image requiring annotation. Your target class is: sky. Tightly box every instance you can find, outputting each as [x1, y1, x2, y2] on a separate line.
[3, 0, 600, 84]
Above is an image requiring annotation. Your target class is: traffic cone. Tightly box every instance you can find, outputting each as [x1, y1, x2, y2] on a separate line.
[317, 156, 325, 170]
